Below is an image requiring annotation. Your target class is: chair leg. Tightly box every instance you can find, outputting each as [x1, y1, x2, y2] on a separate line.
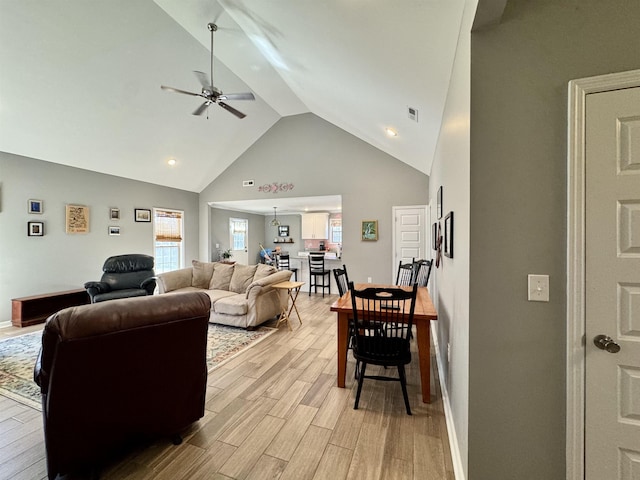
[354, 362, 367, 410]
[398, 365, 412, 415]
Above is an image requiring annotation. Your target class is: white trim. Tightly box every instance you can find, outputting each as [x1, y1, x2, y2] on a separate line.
[566, 68, 640, 480]
[431, 321, 465, 480]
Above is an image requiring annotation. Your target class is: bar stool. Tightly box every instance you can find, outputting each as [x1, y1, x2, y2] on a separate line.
[308, 253, 330, 296]
[276, 253, 298, 281]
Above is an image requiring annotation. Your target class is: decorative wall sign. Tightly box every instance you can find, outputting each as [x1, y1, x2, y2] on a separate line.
[361, 220, 378, 241]
[28, 221, 44, 236]
[444, 211, 454, 258]
[134, 208, 151, 222]
[258, 182, 294, 194]
[278, 225, 289, 237]
[28, 199, 43, 214]
[65, 205, 89, 234]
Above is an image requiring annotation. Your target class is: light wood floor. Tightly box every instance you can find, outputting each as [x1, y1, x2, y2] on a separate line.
[0, 294, 454, 480]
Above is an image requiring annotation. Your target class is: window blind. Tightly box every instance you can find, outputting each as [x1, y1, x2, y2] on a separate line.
[155, 210, 183, 242]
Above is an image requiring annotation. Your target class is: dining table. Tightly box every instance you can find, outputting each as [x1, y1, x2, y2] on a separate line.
[330, 283, 438, 403]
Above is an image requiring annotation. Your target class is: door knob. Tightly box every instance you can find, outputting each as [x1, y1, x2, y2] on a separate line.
[593, 335, 621, 353]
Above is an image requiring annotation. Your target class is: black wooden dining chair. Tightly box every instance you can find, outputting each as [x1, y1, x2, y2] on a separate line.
[413, 259, 432, 287]
[334, 265, 359, 378]
[309, 253, 330, 296]
[349, 282, 418, 415]
[395, 259, 416, 286]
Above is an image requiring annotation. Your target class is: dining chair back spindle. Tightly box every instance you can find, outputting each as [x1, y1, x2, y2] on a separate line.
[348, 281, 418, 415]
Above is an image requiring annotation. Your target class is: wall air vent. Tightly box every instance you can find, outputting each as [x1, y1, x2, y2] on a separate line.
[408, 106, 418, 122]
[242, 180, 255, 187]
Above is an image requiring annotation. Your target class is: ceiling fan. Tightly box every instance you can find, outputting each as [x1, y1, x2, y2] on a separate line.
[161, 23, 255, 119]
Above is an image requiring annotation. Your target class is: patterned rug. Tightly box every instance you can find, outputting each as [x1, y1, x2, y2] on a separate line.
[0, 324, 276, 411]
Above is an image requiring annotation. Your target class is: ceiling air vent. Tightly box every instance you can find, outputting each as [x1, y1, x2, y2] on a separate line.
[408, 106, 418, 122]
[242, 180, 255, 187]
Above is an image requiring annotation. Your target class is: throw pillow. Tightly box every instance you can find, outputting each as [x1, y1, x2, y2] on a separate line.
[191, 260, 215, 288]
[254, 263, 277, 281]
[229, 264, 259, 293]
[210, 262, 234, 291]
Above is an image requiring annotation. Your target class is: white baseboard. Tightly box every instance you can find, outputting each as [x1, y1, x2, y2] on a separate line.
[431, 322, 466, 480]
[0, 321, 12, 329]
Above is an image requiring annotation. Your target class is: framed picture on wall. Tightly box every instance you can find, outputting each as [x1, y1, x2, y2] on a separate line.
[444, 211, 454, 258]
[134, 208, 151, 222]
[110, 208, 120, 220]
[437, 186, 443, 219]
[28, 199, 43, 214]
[278, 225, 289, 237]
[432, 223, 438, 250]
[28, 221, 44, 236]
[65, 204, 90, 234]
[108, 226, 121, 236]
[361, 220, 378, 241]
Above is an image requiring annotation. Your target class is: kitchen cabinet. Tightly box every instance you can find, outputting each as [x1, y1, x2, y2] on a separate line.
[301, 213, 329, 239]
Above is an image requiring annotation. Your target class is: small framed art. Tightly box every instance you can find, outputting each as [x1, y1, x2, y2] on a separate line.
[108, 226, 121, 236]
[444, 211, 454, 258]
[110, 208, 120, 220]
[28, 199, 43, 214]
[65, 204, 90, 234]
[361, 220, 378, 241]
[134, 208, 151, 222]
[432, 223, 438, 250]
[28, 221, 44, 236]
[437, 186, 443, 219]
[278, 225, 289, 237]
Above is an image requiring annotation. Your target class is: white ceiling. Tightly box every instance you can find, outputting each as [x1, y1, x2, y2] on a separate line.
[0, 0, 466, 193]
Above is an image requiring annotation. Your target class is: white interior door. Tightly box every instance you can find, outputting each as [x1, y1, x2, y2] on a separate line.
[230, 218, 248, 265]
[585, 86, 640, 479]
[392, 206, 427, 282]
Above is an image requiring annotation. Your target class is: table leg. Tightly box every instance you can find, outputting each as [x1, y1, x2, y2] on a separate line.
[416, 319, 431, 403]
[288, 287, 302, 324]
[337, 312, 348, 388]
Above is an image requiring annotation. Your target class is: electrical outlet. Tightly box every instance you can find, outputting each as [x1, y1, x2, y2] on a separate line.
[367, 277, 372, 283]
[528, 274, 549, 302]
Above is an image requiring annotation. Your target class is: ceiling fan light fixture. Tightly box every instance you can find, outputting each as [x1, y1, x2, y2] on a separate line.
[270, 206, 281, 226]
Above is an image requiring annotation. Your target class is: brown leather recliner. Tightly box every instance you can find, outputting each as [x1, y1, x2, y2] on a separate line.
[34, 292, 211, 480]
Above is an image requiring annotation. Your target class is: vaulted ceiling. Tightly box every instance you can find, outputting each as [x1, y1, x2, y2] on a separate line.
[0, 0, 466, 193]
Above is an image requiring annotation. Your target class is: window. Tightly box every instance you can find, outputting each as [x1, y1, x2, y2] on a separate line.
[153, 208, 184, 273]
[330, 218, 342, 243]
[230, 218, 247, 250]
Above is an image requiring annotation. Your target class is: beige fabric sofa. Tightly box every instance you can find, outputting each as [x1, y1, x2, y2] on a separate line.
[156, 261, 292, 328]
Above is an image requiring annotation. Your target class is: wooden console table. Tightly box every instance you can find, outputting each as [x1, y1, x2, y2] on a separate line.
[11, 288, 90, 327]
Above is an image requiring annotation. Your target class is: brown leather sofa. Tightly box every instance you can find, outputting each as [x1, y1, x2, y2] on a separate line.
[34, 292, 211, 480]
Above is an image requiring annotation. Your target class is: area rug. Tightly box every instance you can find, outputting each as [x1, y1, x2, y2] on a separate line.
[0, 324, 276, 411]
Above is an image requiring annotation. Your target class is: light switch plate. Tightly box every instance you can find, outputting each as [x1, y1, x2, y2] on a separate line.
[528, 274, 549, 302]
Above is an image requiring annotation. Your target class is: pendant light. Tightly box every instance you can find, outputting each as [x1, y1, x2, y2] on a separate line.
[270, 207, 281, 226]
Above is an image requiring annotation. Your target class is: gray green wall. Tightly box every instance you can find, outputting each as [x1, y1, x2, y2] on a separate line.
[200, 113, 429, 285]
[466, 1, 640, 478]
[0, 152, 199, 323]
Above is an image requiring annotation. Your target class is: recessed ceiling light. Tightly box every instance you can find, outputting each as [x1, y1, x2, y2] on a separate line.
[167, 158, 177, 166]
[385, 127, 398, 137]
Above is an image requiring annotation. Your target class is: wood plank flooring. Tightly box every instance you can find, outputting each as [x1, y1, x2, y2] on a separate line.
[0, 294, 454, 480]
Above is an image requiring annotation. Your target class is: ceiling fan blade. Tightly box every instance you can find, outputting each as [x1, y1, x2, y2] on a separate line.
[218, 101, 246, 119]
[193, 101, 211, 116]
[161, 85, 201, 97]
[219, 92, 255, 101]
[193, 71, 211, 89]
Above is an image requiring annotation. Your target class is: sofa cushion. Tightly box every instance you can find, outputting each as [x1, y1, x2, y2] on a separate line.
[203, 289, 237, 304]
[192, 260, 215, 288]
[229, 264, 259, 293]
[210, 262, 234, 290]
[254, 263, 277, 281]
[214, 295, 249, 316]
